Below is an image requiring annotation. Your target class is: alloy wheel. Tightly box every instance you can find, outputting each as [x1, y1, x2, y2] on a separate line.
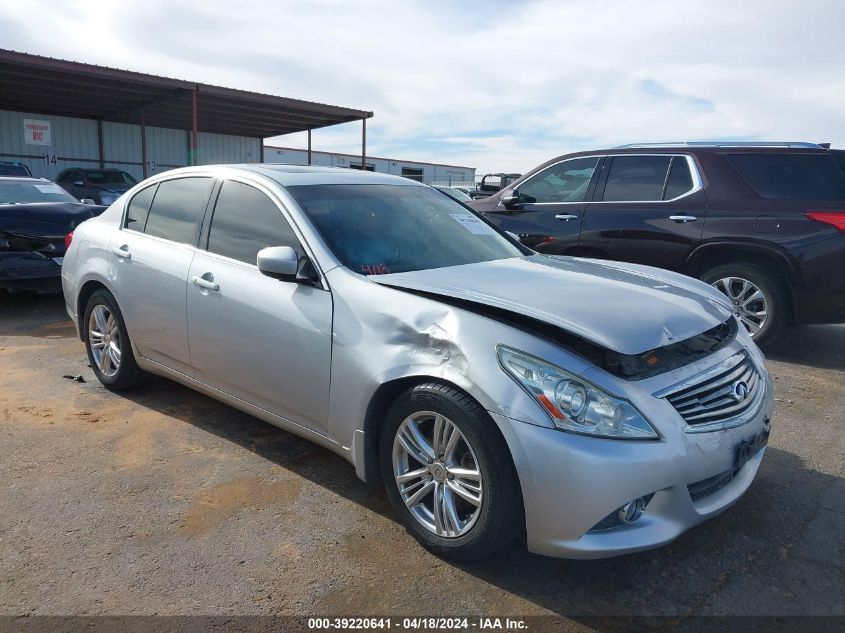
[88, 304, 121, 377]
[392, 411, 483, 538]
[712, 276, 769, 337]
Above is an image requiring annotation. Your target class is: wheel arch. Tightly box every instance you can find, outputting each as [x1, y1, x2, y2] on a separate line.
[359, 375, 517, 485]
[76, 279, 112, 341]
[684, 242, 797, 320]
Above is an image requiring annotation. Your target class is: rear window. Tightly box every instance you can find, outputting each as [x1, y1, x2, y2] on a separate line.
[143, 177, 212, 244]
[0, 163, 31, 177]
[0, 180, 78, 204]
[124, 184, 157, 230]
[726, 153, 845, 200]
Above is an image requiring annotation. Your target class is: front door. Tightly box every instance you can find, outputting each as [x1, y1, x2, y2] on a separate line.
[186, 179, 332, 432]
[578, 154, 707, 271]
[483, 156, 602, 254]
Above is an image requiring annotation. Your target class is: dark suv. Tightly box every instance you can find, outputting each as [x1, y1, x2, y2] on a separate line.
[469, 142, 845, 346]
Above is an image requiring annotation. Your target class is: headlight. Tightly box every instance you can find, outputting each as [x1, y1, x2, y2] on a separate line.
[497, 346, 658, 439]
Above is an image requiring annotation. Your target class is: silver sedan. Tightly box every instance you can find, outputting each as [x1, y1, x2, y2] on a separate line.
[61, 165, 773, 560]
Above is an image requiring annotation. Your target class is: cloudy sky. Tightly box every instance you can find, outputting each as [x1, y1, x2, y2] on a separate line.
[2, 0, 844, 173]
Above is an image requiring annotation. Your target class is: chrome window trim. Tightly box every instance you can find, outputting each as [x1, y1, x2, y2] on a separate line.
[117, 171, 330, 291]
[506, 153, 704, 207]
[595, 154, 703, 204]
[119, 171, 217, 239]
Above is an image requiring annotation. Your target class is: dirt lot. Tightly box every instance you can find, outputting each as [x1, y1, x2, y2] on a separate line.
[0, 292, 843, 624]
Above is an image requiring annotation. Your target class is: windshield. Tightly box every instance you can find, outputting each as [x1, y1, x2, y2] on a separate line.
[289, 184, 525, 275]
[85, 170, 137, 185]
[0, 181, 79, 204]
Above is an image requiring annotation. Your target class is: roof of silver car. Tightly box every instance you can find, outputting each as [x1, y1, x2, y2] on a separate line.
[178, 163, 427, 187]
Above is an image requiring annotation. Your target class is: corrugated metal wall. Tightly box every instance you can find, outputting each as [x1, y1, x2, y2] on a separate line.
[0, 109, 261, 183]
[263, 146, 476, 185]
[198, 132, 260, 165]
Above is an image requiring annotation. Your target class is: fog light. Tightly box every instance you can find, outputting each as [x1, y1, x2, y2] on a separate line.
[618, 497, 646, 524]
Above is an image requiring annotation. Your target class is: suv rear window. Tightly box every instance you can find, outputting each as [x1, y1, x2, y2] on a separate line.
[726, 153, 845, 200]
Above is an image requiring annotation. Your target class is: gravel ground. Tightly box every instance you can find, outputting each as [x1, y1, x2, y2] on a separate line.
[0, 292, 842, 625]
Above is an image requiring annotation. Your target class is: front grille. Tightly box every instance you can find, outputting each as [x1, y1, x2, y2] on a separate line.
[661, 353, 762, 428]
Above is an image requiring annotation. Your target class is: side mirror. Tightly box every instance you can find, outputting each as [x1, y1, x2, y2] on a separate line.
[257, 246, 318, 285]
[501, 191, 521, 210]
[80, 198, 97, 205]
[73, 180, 84, 187]
[257, 246, 299, 280]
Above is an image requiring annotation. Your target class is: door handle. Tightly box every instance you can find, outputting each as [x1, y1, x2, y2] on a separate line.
[554, 214, 579, 221]
[111, 245, 131, 260]
[669, 215, 699, 223]
[191, 275, 220, 292]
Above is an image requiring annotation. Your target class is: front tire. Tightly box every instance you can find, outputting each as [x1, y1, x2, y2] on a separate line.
[380, 383, 523, 561]
[83, 289, 147, 390]
[700, 262, 787, 348]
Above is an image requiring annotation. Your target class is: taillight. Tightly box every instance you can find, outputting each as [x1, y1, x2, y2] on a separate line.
[64, 231, 74, 249]
[806, 211, 845, 232]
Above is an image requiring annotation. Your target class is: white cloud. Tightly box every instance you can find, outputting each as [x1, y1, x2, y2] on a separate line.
[2, 0, 844, 173]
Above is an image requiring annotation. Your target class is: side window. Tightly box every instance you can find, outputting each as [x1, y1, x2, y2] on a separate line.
[518, 157, 600, 203]
[124, 184, 157, 230]
[663, 157, 695, 200]
[602, 156, 672, 202]
[144, 177, 213, 244]
[207, 180, 301, 265]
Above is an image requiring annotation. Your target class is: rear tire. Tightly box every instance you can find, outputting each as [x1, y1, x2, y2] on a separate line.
[83, 289, 147, 390]
[380, 382, 523, 561]
[700, 262, 787, 348]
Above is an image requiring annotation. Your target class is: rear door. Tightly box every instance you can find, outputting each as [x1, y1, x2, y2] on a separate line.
[578, 154, 707, 271]
[186, 178, 333, 432]
[109, 176, 214, 375]
[482, 156, 602, 253]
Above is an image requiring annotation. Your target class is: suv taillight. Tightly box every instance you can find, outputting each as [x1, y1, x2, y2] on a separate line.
[64, 231, 74, 249]
[806, 211, 845, 232]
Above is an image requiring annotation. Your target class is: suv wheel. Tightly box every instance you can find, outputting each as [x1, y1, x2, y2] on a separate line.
[700, 262, 786, 347]
[83, 289, 147, 390]
[380, 383, 523, 561]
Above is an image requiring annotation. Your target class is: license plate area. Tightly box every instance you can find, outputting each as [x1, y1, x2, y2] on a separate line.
[733, 423, 770, 472]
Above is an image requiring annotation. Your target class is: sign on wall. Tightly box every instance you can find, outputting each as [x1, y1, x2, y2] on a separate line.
[23, 119, 51, 146]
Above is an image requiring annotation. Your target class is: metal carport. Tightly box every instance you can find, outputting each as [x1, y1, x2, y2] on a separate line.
[0, 48, 373, 178]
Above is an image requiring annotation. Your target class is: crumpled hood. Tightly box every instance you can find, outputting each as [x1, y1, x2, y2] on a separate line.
[373, 255, 733, 356]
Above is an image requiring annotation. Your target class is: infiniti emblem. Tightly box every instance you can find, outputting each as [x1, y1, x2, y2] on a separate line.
[731, 381, 749, 402]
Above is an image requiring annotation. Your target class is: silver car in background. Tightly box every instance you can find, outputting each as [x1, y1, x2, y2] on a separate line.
[61, 165, 773, 560]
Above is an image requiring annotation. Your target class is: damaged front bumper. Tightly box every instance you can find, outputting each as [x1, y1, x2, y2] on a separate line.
[489, 371, 774, 559]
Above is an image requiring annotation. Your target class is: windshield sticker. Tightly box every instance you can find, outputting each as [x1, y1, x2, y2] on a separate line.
[34, 184, 64, 194]
[362, 263, 390, 275]
[449, 214, 498, 236]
